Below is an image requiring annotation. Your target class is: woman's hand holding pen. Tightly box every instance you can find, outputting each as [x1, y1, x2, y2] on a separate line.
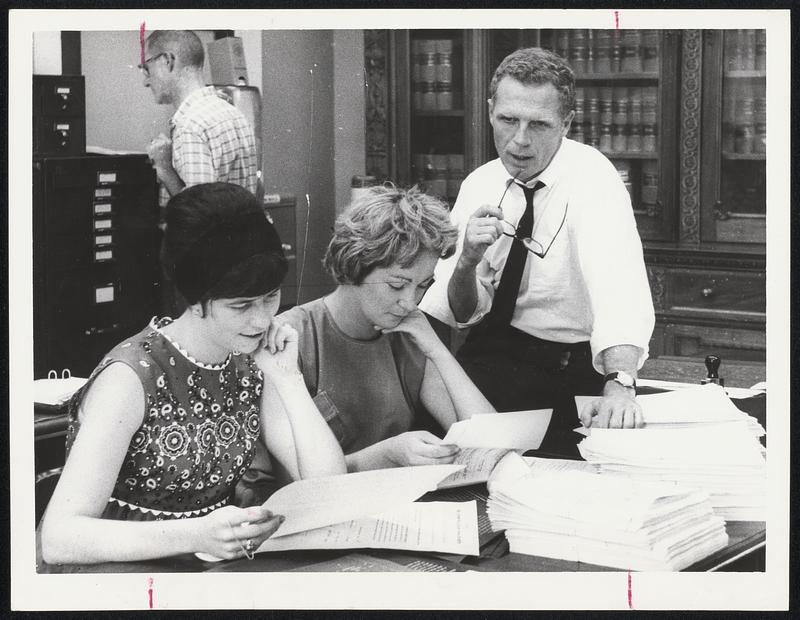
[196, 504, 284, 560]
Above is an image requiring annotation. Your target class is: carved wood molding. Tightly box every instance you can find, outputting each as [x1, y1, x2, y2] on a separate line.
[647, 266, 667, 312]
[679, 30, 702, 245]
[364, 30, 389, 181]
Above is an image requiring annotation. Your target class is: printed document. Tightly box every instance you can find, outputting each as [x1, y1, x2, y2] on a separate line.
[264, 464, 464, 537]
[442, 409, 553, 450]
[257, 501, 479, 556]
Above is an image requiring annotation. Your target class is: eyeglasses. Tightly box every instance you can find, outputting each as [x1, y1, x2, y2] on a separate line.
[138, 52, 168, 77]
[497, 176, 567, 259]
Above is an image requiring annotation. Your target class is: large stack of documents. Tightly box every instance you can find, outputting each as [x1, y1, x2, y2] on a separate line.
[576, 383, 765, 442]
[487, 453, 729, 571]
[577, 385, 766, 521]
[578, 424, 766, 521]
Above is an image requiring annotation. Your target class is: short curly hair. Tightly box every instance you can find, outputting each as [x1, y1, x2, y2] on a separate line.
[489, 47, 575, 120]
[324, 184, 457, 285]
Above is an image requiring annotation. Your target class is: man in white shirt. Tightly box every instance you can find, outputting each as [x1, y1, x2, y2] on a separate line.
[419, 47, 654, 446]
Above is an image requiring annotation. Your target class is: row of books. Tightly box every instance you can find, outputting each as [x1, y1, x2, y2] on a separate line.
[571, 85, 659, 153]
[722, 81, 767, 155]
[411, 38, 458, 111]
[412, 152, 465, 200]
[723, 29, 767, 72]
[614, 160, 659, 209]
[545, 29, 660, 74]
[570, 122, 658, 155]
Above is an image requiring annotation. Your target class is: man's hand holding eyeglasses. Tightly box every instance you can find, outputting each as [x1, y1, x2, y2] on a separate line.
[460, 204, 506, 267]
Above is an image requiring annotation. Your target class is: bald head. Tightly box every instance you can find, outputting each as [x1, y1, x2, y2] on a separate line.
[146, 30, 205, 70]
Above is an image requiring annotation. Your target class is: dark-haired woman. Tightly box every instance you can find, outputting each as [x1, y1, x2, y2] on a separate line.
[279, 185, 495, 473]
[41, 183, 345, 565]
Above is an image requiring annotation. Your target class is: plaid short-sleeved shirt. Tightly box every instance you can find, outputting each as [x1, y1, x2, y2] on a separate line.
[159, 86, 258, 207]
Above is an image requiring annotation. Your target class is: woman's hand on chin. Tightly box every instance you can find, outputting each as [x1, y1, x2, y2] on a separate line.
[377, 309, 442, 357]
[255, 321, 301, 378]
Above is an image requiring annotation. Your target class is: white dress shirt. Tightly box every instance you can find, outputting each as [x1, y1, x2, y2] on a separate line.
[419, 137, 655, 372]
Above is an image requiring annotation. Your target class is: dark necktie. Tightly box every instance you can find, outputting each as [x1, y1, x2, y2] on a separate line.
[487, 181, 545, 328]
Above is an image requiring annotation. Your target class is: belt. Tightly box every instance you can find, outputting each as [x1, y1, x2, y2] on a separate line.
[462, 324, 591, 370]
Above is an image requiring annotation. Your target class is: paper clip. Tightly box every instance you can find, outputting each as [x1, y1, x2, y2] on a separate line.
[47, 368, 72, 380]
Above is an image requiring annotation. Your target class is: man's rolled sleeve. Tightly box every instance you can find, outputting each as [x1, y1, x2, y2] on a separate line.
[574, 169, 655, 373]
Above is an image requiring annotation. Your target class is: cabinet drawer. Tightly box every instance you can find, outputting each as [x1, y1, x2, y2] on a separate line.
[666, 269, 765, 317]
[663, 322, 765, 362]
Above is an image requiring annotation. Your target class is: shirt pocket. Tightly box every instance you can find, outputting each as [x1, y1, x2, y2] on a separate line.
[313, 390, 353, 448]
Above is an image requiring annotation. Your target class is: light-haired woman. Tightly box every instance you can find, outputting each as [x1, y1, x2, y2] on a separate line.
[279, 185, 495, 472]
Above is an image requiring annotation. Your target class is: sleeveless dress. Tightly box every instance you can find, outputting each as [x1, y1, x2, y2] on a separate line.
[278, 298, 437, 453]
[65, 317, 264, 521]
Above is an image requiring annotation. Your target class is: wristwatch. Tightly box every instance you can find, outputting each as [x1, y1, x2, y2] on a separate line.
[603, 370, 637, 391]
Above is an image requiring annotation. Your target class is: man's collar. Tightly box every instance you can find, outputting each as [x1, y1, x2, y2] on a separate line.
[171, 85, 217, 123]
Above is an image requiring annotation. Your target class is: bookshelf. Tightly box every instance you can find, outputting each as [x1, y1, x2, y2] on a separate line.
[365, 28, 766, 374]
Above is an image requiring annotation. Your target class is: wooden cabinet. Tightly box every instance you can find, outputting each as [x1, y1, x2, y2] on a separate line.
[364, 28, 766, 381]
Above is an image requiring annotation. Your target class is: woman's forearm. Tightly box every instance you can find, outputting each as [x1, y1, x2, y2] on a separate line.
[426, 346, 495, 420]
[41, 514, 199, 565]
[344, 440, 394, 473]
[270, 373, 347, 478]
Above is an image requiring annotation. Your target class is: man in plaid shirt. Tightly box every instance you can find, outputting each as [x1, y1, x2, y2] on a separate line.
[141, 30, 259, 315]
[142, 30, 258, 211]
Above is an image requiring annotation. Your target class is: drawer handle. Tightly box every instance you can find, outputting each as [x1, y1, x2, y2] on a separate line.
[701, 287, 715, 298]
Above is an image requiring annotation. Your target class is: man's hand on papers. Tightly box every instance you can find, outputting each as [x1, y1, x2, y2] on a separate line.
[386, 431, 460, 467]
[579, 387, 643, 429]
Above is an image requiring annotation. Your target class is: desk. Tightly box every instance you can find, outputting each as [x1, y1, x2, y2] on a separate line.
[37, 488, 765, 575]
[34, 390, 768, 575]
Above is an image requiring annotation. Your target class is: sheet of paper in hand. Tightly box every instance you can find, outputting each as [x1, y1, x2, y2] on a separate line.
[442, 409, 553, 450]
[264, 464, 464, 538]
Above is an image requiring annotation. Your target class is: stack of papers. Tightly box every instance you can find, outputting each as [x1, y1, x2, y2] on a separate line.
[487, 453, 728, 571]
[576, 383, 765, 441]
[577, 423, 766, 521]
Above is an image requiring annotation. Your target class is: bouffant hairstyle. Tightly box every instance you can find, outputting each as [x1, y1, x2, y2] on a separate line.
[324, 184, 457, 285]
[164, 182, 287, 305]
[489, 47, 575, 119]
